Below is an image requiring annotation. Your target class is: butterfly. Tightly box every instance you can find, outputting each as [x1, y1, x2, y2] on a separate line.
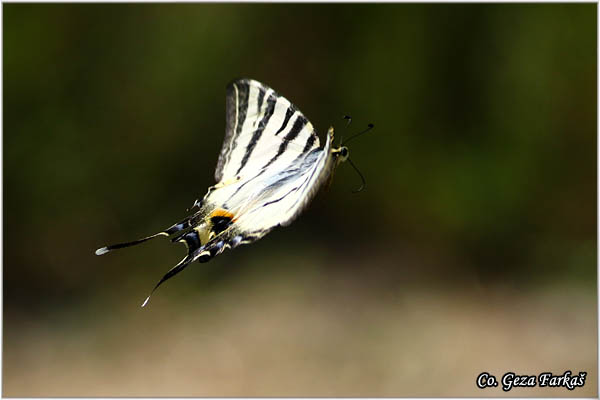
[96, 78, 372, 306]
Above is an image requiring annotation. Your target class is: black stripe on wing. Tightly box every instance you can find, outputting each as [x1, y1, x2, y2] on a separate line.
[255, 89, 265, 127]
[275, 108, 295, 135]
[216, 79, 321, 183]
[301, 134, 316, 153]
[260, 115, 308, 170]
[235, 93, 277, 176]
[216, 80, 251, 182]
[235, 83, 250, 140]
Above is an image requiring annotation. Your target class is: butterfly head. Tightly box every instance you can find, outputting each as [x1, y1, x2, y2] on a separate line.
[333, 145, 350, 166]
[339, 146, 349, 161]
[327, 126, 350, 163]
[331, 122, 375, 193]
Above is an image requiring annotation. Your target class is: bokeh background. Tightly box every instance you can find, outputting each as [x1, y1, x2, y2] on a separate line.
[3, 3, 597, 397]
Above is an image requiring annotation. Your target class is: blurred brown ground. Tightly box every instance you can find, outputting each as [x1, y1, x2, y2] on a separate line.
[4, 251, 596, 397]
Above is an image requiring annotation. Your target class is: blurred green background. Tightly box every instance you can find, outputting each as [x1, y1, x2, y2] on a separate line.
[3, 3, 597, 397]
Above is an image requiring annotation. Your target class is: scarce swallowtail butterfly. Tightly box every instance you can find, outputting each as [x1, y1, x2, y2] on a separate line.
[96, 78, 372, 306]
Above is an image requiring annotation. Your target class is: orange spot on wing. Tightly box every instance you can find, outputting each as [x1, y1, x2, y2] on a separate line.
[210, 209, 236, 220]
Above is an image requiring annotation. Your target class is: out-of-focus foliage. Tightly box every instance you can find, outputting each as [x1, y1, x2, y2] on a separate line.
[3, 4, 596, 397]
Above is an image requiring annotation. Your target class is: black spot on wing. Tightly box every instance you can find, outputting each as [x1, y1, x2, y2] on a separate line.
[181, 231, 201, 251]
[197, 252, 212, 263]
[211, 216, 233, 235]
[165, 221, 190, 236]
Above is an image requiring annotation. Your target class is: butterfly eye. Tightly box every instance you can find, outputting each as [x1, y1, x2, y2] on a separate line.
[340, 147, 349, 158]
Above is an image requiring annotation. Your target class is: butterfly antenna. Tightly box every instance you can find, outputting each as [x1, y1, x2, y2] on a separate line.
[347, 157, 366, 193]
[339, 115, 352, 144]
[341, 123, 374, 146]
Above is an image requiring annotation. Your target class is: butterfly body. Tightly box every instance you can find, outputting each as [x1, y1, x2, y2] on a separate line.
[97, 78, 352, 304]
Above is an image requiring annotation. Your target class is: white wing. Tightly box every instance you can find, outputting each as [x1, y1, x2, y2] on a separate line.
[205, 129, 337, 236]
[215, 79, 321, 183]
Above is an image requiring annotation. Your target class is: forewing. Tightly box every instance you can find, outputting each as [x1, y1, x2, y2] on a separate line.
[215, 79, 320, 183]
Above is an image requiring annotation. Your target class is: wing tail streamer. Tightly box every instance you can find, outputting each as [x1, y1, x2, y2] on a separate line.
[95, 214, 198, 256]
[95, 232, 168, 256]
[141, 253, 195, 307]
